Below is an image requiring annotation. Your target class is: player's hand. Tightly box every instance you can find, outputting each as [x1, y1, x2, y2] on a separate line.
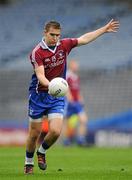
[105, 19, 120, 33]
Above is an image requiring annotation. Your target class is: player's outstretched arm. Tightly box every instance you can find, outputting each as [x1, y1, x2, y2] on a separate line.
[77, 19, 120, 46]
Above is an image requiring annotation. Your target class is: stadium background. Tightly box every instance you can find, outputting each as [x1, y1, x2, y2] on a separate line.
[0, 0, 132, 146]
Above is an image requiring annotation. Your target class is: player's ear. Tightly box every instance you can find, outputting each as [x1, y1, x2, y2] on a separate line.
[43, 29, 47, 36]
[43, 30, 46, 35]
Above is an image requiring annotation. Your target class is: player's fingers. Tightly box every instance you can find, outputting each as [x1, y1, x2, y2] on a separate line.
[109, 19, 114, 24]
[112, 29, 119, 32]
[111, 21, 120, 26]
[109, 20, 119, 26]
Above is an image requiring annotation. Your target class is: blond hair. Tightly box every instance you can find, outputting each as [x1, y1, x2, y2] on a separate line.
[44, 20, 61, 32]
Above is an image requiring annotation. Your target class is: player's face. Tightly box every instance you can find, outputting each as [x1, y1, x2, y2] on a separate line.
[44, 27, 61, 46]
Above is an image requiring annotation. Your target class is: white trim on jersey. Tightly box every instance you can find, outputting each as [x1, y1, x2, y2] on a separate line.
[40, 38, 60, 54]
[31, 44, 40, 66]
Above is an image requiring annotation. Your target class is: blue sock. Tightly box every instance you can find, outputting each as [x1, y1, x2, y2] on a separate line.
[26, 151, 34, 158]
[42, 141, 50, 150]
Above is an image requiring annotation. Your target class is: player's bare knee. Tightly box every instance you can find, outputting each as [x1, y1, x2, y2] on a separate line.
[30, 136, 38, 144]
[50, 128, 61, 138]
[29, 129, 41, 141]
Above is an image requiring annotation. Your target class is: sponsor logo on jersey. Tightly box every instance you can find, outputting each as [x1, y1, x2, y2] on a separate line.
[52, 56, 56, 62]
[57, 50, 65, 60]
[44, 59, 64, 68]
[45, 58, 51, 62]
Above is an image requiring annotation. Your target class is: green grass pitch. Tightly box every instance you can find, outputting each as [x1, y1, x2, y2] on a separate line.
[0, 146, 132, 180]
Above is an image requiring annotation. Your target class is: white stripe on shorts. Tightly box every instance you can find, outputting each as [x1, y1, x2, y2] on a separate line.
[29, 114, 63, 122]
[29, 117, 46, 122]
[48, 113, 63, 120]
